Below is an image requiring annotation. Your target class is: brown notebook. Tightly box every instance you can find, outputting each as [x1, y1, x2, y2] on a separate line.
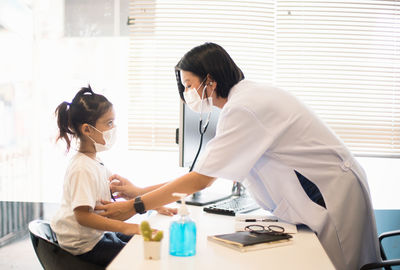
[208, 231, 293, 252]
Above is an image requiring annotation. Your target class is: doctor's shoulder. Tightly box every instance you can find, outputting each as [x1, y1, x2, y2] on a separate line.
[235, 86, 285, 108]
[234, 81, 286, 101]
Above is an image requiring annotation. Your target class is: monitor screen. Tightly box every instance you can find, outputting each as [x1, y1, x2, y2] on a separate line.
[178, 100, 221, 168]
[177, 100, 246, 206]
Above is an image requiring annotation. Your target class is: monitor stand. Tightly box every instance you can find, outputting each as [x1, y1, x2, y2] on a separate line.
[231, 181, 245, 196]
[183, 191, 231, 206]
[182, 182, 243, 206]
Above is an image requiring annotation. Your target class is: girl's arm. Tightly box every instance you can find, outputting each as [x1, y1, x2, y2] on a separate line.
[74, 206, 140, 235]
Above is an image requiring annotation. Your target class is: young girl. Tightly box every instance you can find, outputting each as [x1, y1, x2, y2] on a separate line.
[51, 86, 176, 267]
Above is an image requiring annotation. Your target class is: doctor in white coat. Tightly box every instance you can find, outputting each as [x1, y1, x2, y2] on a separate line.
[97, 42, 381, 270]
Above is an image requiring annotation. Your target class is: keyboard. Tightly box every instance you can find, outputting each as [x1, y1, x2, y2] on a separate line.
[203, 195, 260, 216]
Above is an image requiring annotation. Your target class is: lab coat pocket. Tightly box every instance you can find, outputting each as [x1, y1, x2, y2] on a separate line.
[272, 198, 290, 221]
[272, 198, 303, 224]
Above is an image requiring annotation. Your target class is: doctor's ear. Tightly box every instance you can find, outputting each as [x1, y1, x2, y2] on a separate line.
[208, 80, 217, 91]
[205, 74, 216, 91]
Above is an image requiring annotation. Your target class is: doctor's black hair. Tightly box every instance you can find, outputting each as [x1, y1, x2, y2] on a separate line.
[175, 42, 244, 101]
[55, 85, 113, 152]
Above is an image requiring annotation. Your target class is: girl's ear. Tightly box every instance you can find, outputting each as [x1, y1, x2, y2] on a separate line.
[80, 123, 91, 137]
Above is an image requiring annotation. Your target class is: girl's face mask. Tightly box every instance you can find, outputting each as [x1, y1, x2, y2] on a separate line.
[87, 125, 117, 152]
[183, 78, 214, 113]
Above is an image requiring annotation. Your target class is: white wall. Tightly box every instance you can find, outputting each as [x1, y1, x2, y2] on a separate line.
[358, 157, 400, 209]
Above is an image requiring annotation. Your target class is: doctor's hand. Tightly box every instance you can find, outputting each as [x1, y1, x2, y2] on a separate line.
[109, 174, 143, 200]
[95, 200, 135, 221]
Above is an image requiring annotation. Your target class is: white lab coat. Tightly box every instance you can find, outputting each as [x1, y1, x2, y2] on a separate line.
[194, 80, 381, 270]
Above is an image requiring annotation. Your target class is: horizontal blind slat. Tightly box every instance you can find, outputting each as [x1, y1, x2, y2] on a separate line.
[128, 0, 400, 156]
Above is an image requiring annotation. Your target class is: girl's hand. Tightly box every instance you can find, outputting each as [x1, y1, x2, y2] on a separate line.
[155, 206, 178, 216]
[109, 174, 143, 200]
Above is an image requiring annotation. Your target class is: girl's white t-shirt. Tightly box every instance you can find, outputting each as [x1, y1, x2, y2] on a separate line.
[51, 152, 112, 255]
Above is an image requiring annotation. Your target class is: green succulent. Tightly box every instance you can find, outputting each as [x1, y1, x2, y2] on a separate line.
[140, 221, 163, 242]
[152, 230, 163, 241]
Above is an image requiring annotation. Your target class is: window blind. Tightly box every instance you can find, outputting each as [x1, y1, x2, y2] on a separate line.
[275, 0, 400, 157]
[128, 0, 400, 157]
[127, 0, 276, 151]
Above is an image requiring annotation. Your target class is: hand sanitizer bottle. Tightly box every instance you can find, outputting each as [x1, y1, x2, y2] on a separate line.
[169, 193, 196, 257]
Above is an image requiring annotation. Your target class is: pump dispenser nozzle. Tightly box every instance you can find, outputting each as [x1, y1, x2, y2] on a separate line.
[173, 193, 189, 216]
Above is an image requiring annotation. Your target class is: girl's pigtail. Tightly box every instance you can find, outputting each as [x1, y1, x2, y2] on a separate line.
[55, 101, 73, 152]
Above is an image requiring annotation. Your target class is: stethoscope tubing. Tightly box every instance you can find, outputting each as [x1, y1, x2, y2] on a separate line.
[189, 82, 212, 172]
[189, 119, 209, 172]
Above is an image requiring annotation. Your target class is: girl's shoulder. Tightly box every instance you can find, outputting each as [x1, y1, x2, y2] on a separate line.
[70, 152, 91, 163]
[64, 153, 105, 184]
[67, 152, 99, 172]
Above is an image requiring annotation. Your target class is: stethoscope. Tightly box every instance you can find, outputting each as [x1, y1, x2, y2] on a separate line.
[189, 84, 212, 172]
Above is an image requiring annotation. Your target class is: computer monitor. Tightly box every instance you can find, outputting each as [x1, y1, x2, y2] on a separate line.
[178, 100, 233, 206]
[178, 100, 220, 168]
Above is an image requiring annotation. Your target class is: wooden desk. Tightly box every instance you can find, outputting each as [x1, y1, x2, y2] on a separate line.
[107, 205, 335, 270]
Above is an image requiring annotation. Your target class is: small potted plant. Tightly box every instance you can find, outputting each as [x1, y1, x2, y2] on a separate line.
[140, 221, 163, 260]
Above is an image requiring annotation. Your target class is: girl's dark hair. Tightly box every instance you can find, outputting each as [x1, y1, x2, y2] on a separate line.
[55, 85, 112, 152]
[175, 42, 244, 101]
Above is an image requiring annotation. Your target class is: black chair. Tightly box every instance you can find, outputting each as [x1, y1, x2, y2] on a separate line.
[360, 230, 400, 270]
[29, 220, 104, 270]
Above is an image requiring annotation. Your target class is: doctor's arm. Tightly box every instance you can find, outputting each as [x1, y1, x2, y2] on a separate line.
[96, 172, 215, 220]
[109, 174, 169, 200]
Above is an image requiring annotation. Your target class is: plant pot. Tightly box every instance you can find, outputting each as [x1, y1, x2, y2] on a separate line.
[143, 240, 161, 260]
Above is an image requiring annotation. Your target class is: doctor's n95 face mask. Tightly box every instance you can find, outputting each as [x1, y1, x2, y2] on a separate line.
[183, 81, 214, 113]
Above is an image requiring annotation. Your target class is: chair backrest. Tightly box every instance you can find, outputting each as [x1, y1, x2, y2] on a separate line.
[29, 220, 104, 270]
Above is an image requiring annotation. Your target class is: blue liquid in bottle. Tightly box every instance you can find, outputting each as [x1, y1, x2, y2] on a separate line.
[169, 215, 196, 256]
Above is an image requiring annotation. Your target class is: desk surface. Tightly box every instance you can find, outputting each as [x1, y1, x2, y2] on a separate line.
[107, 205, 334, 270]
